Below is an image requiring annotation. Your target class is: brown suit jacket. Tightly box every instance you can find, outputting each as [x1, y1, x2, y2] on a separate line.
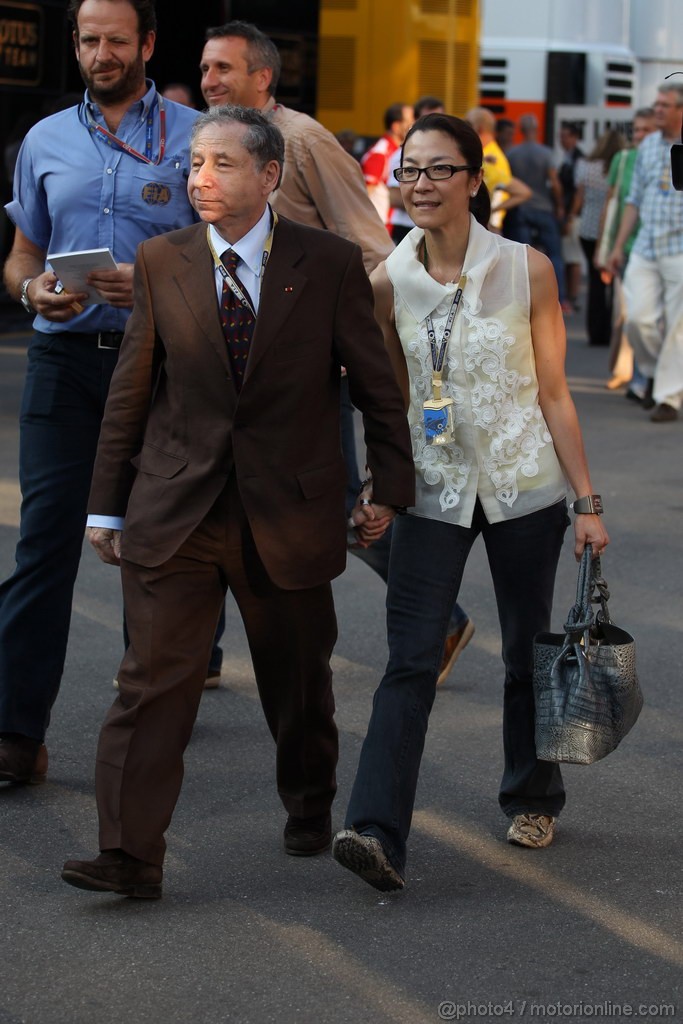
[88, 215, 415, 589]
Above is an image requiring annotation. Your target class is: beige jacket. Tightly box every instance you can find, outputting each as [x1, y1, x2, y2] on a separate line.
[264, 97, 393, 275]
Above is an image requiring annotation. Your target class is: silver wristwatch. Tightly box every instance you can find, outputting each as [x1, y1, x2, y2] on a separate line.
[570, 494, 604, 515]
[20, 278, 35, 314]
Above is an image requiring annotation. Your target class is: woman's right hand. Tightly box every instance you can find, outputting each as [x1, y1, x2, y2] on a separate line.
[573, 515, 609, 560]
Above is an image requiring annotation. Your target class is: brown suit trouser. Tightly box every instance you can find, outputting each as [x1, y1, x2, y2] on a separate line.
[95, 479, 339, 865]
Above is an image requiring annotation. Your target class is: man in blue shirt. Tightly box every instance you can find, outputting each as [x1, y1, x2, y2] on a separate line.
[0, 0, 198, 784]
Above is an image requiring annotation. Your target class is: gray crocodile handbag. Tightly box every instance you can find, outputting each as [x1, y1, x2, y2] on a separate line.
[533, 545, 642, 765]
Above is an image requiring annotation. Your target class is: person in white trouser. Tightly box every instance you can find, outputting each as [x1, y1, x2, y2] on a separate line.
[607, 82, 683, 423]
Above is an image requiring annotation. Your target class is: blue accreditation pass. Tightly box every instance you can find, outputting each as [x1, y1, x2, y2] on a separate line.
[423, 396, 454, 445]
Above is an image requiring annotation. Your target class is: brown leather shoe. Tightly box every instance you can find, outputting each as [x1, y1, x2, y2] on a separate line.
[283, 813, 332, 856]
[0, 734, 48, 784]
[650, 402, 678, 423]
[437, 618, 475, 686]
[61, 849, 162, 898]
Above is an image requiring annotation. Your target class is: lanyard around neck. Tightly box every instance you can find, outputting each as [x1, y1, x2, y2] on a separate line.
[425, 282, 465, 374]
[421, 237, 467, 373]
[84, 94, 166, 165]
[206, 210, 278, 318]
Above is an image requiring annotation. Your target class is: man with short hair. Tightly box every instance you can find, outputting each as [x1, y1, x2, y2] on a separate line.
[414, 96, 444, 120]
[557, 122, 585, 310]
[495, 118, 515, 153]
[61, 105, 414, 897]
[507, 113, 566, 304]
[361, 103, 414, 227]
[161, 82, 195, 107]
[608, 83, 683, 422]
[465, 106, 531, 231]
[0, 0, 199, 786]
[200, 20, 392, 275]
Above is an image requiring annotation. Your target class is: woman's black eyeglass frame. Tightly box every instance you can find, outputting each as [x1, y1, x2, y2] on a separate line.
[394, 163, 480, 183]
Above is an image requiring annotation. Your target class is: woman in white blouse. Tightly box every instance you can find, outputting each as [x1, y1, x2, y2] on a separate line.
[570, 129, 625, 346]
[333, 114, 609, 892]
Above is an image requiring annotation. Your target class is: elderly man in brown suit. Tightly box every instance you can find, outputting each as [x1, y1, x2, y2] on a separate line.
[61, 105, 414, 899]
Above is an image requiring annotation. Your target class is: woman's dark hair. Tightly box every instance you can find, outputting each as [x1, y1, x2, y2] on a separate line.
[401, 113, 491, 227]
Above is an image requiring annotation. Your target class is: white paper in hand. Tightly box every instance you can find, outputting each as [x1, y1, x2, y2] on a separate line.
[46, 248, 118, 306]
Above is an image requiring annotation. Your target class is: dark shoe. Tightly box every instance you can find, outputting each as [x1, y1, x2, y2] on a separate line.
[642, 379, 655, 410]
[0, 733, 48, 784]
[283, 812, 331, 856]
[625, 387, 644, 403]
[61, 849, 162, 898]
[332, 829, 405, 892]
[650, 402, 678, 423]
[203, 669, 222, 689]
[437, 618, 475, 686]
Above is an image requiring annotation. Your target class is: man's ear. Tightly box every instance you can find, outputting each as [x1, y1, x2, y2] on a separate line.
[265, 160, 282, 193]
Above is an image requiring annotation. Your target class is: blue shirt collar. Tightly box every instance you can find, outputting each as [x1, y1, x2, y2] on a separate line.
[84, 78, 157, 122]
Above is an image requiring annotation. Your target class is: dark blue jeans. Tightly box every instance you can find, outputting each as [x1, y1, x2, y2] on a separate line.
[345, 499, 570, 875]
[0, 332, 119, 740]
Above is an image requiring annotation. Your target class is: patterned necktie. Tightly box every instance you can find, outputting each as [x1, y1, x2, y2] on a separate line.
[220, 249, 255, 392]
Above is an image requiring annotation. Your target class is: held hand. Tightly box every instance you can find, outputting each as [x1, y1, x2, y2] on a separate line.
[350, 491, 395, 548]
[87, 526, 122, 565]
[28, 271, 88, 322]
[87, 263, 134, 308]
[573, 515, 609, 561]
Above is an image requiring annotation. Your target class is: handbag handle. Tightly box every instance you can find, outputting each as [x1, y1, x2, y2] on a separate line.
[563, 545, 612, 644]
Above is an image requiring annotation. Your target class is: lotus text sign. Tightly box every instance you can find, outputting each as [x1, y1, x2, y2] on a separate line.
[0, 3, 42, 87]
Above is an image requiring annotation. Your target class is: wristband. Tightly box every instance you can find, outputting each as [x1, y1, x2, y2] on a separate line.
[20, 277, 36, 314]
[570, 494, 604, 515]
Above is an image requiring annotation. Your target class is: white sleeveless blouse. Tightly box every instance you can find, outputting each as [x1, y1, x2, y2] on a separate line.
[386, 216, 567, 526]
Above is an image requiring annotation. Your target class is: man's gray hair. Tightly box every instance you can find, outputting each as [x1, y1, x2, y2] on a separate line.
[190, 105, 285, 170]
[658, 81, 683, 105]
[205, 21, 281, 95]
[519, 113, 538, 136]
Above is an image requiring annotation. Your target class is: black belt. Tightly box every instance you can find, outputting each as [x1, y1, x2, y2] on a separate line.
[69, 331, 125, 350]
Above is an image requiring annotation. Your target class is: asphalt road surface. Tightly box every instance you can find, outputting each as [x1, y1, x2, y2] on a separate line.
[0, 312, 680, 1024]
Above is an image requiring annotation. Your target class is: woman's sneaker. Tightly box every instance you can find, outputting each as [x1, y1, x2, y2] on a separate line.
[506, 813, 556, 848]
[332, 830, 405, 891]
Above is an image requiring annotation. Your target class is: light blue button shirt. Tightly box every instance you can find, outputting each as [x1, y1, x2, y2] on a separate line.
[6, 80, 199, 334]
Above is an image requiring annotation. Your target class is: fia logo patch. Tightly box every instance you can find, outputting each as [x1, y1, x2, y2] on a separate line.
[141, 182, 171, 206]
